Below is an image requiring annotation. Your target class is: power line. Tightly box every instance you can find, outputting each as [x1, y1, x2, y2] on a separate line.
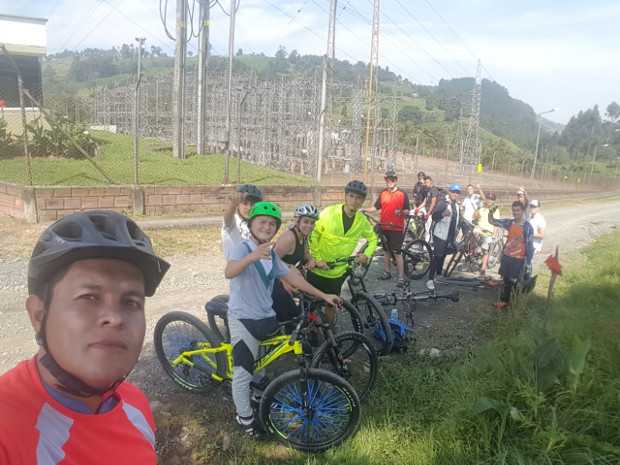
[420, 0, 496, 81]
[338, 0, 437, 82]
[390, 0, 471, 76]
[377, 3, 456, 80]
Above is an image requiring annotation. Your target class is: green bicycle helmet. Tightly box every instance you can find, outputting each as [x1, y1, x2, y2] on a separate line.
[248, 201, 282, 229]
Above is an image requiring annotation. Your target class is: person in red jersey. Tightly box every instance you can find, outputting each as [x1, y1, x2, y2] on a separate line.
[0, 210, 170, 465]
[365, 168, 411, 286]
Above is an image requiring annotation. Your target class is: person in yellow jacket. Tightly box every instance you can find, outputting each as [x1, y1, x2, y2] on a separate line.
[307, 180, 378, 296]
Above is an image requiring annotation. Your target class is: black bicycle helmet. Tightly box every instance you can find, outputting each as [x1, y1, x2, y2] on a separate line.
[28, 210, 170, 298]
[385, 168, 397, 178]
[345, 180, 368, 197]
[236, 184, 263, 201]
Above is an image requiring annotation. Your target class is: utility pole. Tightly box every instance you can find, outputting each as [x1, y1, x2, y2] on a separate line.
[196, 0, 210, 155]
[224, 0, 238, 184]
[172, 0, 187, 159]
[317, 0, 337, 185]
[133, 37, 146, 185]
[531, 109, 555, 178]
[363, 0, 380, 180]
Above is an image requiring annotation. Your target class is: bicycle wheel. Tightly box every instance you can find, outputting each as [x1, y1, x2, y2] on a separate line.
[487, 239, 504, 270]
[311, 331, 378, 403]
[259, 368, 361, 452]
[444, 250, 463, 277]
[403, 239, 433, 279]
[330, 300, 364, 335]
[154, 311, 226, 393]
[352, 292, 393, 355]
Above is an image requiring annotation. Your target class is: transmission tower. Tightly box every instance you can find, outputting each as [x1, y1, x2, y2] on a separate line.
[460, 59, 482, 172]
[363, 0, 380, 179]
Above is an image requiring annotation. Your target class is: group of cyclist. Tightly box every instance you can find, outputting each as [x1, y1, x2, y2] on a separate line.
[0, 170, 548, 459]
[405, 170, 546, 310]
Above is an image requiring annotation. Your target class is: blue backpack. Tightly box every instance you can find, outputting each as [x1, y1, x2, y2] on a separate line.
[374, 317, 412, 353]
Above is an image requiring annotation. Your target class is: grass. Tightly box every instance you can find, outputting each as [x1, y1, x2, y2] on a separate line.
[0, 131, 312, 187]
[153, 229, 620, 464]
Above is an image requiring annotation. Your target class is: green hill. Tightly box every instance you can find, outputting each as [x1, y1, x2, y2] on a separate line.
[42, 46, 620, 177]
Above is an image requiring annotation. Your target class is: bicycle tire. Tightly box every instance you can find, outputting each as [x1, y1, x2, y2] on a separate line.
[488, 239, 504, 270]
[154, 311, 226, 393]
[311, 331, 378, 402]
[403, 239, 433, 279]
[352, 291, 393, 355]
[444, 250, 463, 277]
[259, 368, 361, 452]
[331, 299, 364, 335]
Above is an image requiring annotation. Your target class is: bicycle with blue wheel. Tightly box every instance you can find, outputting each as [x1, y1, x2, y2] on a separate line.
[154, 294, 365, 452]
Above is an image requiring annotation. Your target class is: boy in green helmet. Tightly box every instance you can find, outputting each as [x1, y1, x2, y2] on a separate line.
[224, 201, 341, 438]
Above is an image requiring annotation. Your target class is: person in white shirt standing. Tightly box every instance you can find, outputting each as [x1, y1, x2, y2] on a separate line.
[528, 199, 546, 255]
[462, 184, 484, 224]
[222, 184, 263, 259]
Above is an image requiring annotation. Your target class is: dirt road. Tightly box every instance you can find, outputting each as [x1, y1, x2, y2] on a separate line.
[1, 197, 619, 377]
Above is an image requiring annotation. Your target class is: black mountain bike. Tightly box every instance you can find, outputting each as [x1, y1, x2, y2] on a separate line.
[325, 256, 394, 356]
[364, 213, 433, 280]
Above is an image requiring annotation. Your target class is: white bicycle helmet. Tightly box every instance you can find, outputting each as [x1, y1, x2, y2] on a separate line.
[295, 203, 319, 220]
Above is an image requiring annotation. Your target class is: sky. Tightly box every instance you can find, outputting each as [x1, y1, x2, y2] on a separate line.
[1, 0, 619, 124]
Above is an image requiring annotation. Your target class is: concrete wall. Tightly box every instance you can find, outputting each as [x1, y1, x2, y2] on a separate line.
[0, 181, 605, 224]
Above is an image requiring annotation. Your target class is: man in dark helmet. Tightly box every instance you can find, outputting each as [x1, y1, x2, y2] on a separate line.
[0, 210, 169, 465]
[307, 180, 377, 297]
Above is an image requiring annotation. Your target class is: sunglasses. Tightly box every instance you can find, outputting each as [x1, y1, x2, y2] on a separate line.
[385, 176, 397, 181]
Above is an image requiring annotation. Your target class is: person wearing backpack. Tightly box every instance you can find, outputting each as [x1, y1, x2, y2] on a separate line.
[426, 184, 461, 290]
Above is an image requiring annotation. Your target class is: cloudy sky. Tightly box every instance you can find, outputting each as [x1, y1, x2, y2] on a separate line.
[2, 0, 618, 123]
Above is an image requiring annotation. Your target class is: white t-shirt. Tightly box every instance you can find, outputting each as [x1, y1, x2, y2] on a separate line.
[528, 212, 546, 253]
[221, 212, 251, 260]
[463, 194, 481, 222]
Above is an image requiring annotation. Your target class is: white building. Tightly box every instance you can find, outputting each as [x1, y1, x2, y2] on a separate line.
[0, 14, 48, 132]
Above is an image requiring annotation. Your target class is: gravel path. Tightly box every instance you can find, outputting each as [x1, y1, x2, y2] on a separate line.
[1, 197, 620, 383]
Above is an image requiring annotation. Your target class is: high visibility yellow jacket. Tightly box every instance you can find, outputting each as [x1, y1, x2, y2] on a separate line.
[309, 204, 377, 279]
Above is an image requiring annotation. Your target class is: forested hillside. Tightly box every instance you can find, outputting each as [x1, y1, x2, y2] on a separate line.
[43, 45, 620, 176]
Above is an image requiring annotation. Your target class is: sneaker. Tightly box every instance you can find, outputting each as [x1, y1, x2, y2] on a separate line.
[425, 279, 435, 291]
[494, 301, 509, 310]
[236, 414, 265, 439]
[396, 278, 408, 288]
[377, 271, 392, 280]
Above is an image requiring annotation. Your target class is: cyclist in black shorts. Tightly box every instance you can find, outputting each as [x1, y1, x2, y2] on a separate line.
[364, 169, 410, 286]
[271, 204, 320, 322]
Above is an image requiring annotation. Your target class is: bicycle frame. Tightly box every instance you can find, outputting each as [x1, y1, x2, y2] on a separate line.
[171, 335, 304, 382]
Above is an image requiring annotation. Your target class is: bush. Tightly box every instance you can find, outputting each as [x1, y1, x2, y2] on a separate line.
[25, 117, 98, 158]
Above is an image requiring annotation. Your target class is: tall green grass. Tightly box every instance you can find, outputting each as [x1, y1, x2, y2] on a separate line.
[257, 233, 619, 464]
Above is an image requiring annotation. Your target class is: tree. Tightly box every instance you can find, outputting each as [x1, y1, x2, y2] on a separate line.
[606, 101, 620, 122]
[275, 46, 287, 60]
[236, 48, 243, 56]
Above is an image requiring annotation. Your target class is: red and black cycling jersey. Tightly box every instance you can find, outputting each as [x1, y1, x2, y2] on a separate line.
[374, 188, 410, 232]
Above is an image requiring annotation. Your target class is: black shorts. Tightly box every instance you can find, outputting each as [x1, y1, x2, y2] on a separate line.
[306, 271, 348, 296]
[381, 230, 405, 255]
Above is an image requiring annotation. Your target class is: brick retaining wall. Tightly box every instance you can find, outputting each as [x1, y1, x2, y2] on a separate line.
[0, 181, 608, 223]
[0, 182, 25, 219]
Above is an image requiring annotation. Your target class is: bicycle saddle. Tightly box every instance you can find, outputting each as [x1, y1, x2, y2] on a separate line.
[205, 294, 229, 317]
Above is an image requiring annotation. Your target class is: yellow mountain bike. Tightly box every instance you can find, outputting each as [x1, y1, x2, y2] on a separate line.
[153, 296, 365, 452]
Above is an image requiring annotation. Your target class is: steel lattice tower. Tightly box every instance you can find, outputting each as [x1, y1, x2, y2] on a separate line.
[460, 60, 482, 172]
[363, 0, 380, 179]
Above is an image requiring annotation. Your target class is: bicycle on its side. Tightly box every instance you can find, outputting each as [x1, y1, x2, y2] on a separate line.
[371, 284, 460, 329]
[153, 294, 372, 452]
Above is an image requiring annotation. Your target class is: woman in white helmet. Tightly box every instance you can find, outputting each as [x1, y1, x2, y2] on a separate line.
[271, 203, 321, 322]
